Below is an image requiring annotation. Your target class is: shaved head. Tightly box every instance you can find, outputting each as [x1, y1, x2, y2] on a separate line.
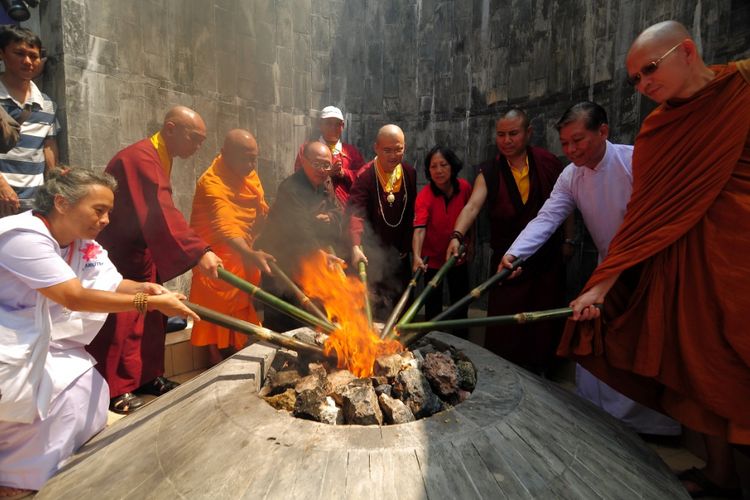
[301, 141, 333, 187]
[161, 105, 207, 159]
[497, 108, 530, 130]
[221, 129, 258, 177]
[374, 124, 406, 172]
[628, 21, 693, 59]
[626, 20, 712, 103]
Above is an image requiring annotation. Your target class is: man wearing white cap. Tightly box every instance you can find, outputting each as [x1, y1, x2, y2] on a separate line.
[294, 105, 365, 205]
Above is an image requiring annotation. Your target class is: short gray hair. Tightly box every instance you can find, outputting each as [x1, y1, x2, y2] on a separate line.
[33, 167, 117, 215]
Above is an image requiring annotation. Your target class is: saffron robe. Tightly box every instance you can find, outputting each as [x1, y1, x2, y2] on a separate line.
[481, 146, 566, 372]
[558, 60, 750, 444]
[87, 138, 208, 397]
[294, 140, 366, 205]
[189, 155, 269, 350]
[347, 160, 417, 319]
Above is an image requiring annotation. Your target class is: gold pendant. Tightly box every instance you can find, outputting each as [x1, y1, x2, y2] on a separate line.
[387, 192, 396, 205]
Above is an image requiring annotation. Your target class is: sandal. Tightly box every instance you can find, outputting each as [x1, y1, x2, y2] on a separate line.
[677, 467, 742, 498]
[135, 376, 180, 396]
[0, 486, 35, 499]
[109, 392, 145, 415]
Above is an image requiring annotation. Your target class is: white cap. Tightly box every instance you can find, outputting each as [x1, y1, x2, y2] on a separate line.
[320, 106, 344, 121]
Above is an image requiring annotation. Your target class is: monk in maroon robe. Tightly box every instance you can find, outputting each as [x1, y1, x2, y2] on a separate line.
[348, 124, 416, 319]
[87, 106, 222, 414]
[449, 109, 566, 373]
[294, 105, 365, 205]
[563, 21, 750, 496]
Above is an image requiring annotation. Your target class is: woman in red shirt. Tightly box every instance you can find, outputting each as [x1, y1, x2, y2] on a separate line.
[412, 146, 472, 336]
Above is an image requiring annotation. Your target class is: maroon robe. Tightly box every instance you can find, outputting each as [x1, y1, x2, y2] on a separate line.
[481, 146, 566, 372]
[346, 160, 416, 318]
[87, 138, 208, 396]
[294, 141, 366, 205]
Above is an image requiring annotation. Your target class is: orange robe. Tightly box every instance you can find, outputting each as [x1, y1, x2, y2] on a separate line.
[558, 60, 750, 444]
[189, 155, 269, 350]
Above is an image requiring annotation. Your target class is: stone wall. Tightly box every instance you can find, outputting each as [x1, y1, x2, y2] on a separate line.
[35, 0, 750, 290]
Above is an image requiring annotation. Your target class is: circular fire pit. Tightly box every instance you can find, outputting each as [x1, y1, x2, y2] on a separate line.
[36, 332, 689, 499]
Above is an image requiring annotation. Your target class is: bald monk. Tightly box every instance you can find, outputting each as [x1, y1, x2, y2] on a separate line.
[447, 109, 566, 374]
[347, 124, 416, 319]
[88, 106, 222, 414]
[563, 21, 750, 497]
[189, 130, 273, 365]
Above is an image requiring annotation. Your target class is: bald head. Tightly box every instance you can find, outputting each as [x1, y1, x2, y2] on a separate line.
[221, 129, 259, 177]
[497, 108, 530, 130]
[626, 21, 712, 103]
[161, 105, 207, 159]
[374, 124, 406, 172]
[301, 141, 333, 187]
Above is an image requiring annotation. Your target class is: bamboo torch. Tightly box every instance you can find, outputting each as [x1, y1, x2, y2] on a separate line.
[267, 260, 328, 323]
[184, 301, 333, 359]
[389, 245, 464, 339]
[217, 267, 336, 333]
[358, 260, 374, 329]
[379, 256, 429, 339]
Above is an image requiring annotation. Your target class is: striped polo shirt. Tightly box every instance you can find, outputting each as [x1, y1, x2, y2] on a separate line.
[0, 79, 58, 208]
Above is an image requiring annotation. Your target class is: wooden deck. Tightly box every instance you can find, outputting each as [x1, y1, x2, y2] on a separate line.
[37, 333, 689, 499]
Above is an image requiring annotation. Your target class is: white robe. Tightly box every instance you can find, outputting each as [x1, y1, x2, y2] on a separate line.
[0, 211, 122, 489]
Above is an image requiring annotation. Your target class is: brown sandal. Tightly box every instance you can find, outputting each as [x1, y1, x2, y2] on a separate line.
[109, 392, 144, 414]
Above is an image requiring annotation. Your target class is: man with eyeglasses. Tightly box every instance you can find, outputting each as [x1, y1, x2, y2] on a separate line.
[294, 106, 365, 205]
[563, 20, 750, 497]
[446, 108, 566, 375]
[347, 124, 417, 319]
[255, 141, 344, 332]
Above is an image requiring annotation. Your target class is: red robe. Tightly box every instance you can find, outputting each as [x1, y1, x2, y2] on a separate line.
[558, 60, 750, 444]
[87, 138, 208, 396]
[294, 141, 365, 205]
[482, 146, 566, 372]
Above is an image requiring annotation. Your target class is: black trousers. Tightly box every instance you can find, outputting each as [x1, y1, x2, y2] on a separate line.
[423, 264, 470, 339]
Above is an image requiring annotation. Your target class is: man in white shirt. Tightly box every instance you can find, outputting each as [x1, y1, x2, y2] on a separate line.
[501, 101, 680, 435]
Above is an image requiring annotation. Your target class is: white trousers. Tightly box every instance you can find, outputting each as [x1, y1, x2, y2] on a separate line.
[0, 367, 109, 490]
[576, 364, 681, 435]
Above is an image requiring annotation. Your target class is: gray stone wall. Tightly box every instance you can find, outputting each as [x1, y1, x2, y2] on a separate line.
[34, 0, 750, 290]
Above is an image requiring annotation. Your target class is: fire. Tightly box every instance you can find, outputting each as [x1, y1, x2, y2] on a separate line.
[296, 251, 402, 377]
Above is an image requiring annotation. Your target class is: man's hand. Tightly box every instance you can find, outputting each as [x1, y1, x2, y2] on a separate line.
[0, 180, 20, 217]
[569, 286, 606, 321]
[325, 252, 345, 269]
[351, 245, 368, 265]
[498, 254, 523, 279]
[196, 251, 223, 279]
[315, 213, 332, 223]
[247, 249, 275, 274]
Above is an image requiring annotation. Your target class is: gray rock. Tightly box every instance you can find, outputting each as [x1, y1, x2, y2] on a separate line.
[396, 367, 441, 418]
[378, 393, 415, 424]
[326, 369, 356, 405]
[318, 396, 344, 425]
[423, 352, 460, 402]
[293, 387, 327, 421]
[295, 373, 325, 393]
[263, 388, 297, 412]
[373, 351, 417, 378]
[268, 369, 302, 395]
[308, 363, 328, 379]
[374, 384, 392, 397]
[342, 380, 383, 425]
[456, 360, 477, 392]
[289, 327, 318, 346]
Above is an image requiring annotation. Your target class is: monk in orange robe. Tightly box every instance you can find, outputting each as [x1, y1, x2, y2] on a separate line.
[189, 130, 273, 365]
[561, 21, 750, 496]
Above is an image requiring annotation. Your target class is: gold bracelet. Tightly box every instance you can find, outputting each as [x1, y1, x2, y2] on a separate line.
[133, 292, 148, 314]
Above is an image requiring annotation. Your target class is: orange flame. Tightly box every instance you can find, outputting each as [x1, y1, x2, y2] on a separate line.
[296, 251, 402, 377]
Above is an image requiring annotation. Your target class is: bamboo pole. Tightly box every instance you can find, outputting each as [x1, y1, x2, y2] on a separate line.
[267, 260, 328, 322]
[399, 305, 601, 347]
[358, 260, 373, 329]
[390, 245, 464, 338]
[429, 257, 525, 323]
[183, 301, 332, 359]
[217, 267, 336, 333]
[379, 256, 429, 339]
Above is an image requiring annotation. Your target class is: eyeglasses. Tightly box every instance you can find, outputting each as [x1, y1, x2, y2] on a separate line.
[311, 161, 333, 171]
[626, 41, 683, 87]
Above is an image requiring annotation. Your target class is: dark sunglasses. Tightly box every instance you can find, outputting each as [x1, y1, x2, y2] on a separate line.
[626, 42, 683, 87]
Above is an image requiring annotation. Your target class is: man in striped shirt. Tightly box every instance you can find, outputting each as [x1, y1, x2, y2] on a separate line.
[0, 26, 58, 217]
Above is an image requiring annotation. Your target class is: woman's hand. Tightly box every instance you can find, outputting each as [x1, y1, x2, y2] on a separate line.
[137, 282, 170, 295]
[148, 292, 200, 322]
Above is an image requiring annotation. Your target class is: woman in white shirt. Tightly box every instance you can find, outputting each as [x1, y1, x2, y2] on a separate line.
[0, 168, 199, 497]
